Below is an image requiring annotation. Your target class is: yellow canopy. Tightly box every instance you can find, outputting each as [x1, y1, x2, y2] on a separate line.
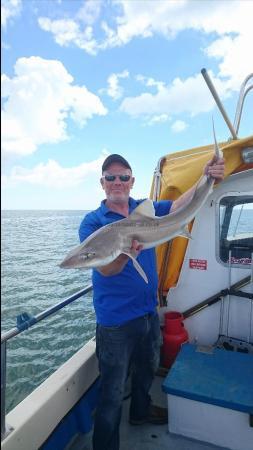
[150, 135, 253, 302]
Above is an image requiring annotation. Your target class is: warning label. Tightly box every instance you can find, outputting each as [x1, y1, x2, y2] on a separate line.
[189, 259, 207, 270]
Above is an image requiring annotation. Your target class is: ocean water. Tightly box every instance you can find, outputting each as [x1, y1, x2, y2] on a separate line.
[1, 210, 95, 413]
[1, 207, 253, 414]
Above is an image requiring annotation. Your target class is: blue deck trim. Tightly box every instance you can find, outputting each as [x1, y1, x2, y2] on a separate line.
[40, 378, 99, 450]
[162, 344, 253, 414]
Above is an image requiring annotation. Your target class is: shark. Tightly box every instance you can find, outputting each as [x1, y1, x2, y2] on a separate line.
[59, 122, 223, 283]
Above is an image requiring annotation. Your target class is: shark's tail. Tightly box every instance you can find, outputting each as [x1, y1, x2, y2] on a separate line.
[212, 117, 223, 160]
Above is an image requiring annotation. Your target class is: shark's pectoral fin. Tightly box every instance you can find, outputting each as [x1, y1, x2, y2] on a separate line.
[179, 225, 192, 239]
[122, 251, 148, 284]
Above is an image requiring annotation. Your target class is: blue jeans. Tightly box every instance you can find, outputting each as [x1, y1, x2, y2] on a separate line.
[92, 312, 161, 450]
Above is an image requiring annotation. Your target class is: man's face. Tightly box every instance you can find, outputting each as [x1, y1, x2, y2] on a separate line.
[100, 162, 134, 204]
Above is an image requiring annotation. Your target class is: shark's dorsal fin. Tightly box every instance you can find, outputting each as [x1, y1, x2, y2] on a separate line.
[129, 199, 155, 219]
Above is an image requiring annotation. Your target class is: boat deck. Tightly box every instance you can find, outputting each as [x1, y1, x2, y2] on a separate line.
[67, 371, 229, 450]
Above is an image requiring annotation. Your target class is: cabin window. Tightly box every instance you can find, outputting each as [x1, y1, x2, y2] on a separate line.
[219, 195, 253, 267]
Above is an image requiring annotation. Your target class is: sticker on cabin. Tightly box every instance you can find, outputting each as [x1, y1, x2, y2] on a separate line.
[230, 256, 252, 265]
[189, 259, 207, 270]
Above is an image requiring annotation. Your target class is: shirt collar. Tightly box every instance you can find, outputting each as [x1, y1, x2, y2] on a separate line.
[100, 197, 138, 216]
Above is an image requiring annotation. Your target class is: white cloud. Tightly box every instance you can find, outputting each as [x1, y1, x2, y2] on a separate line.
[77, 0, 102, 26]
[120, 72, 228, 118]
[38, 17, 98, 55]
[1, 56, 107, 156]
[38, 0, 102, 56]
[37, 0, 253, 86]
[171, 120, 188, 133]
[145, 114, 170, 127]
[136, 75, 165, 92]
[2, 151, 109, 189]
[111, 0, 252, 50]
[1, 112, 36, 156]
[102, 70, 129, 100]
[1, 0, 22, 28]
[205, 29, 253, 88]
[36, 0, 253, 127]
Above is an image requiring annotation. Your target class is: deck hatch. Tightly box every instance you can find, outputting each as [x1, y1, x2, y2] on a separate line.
[162, 343, 253, 414]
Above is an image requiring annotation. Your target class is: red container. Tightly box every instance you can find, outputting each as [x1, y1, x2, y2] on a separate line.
[162, 311, 188, 368]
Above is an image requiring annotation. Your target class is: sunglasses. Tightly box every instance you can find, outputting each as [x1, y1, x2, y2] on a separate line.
[103, 174, 131, 182]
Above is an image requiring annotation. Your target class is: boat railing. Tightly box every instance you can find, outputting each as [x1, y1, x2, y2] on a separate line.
[201, 69, 253, 140]
[201, 68, 238, 140]
[152, 70, 253, 201]
[1, 283, 93, 441]
[233, 73, 253, 135]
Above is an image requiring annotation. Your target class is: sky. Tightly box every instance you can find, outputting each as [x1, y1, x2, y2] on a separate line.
[1, 0, 253, 210]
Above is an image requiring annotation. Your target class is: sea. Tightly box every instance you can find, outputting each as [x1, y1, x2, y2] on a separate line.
[1, 210, 95, 413]
[1, 207, 253, 414]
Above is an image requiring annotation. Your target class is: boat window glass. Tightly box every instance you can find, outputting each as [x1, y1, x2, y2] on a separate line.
[219, 195, 253, 267]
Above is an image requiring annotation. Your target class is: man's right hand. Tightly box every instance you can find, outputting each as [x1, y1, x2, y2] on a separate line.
[96, 239, 143, 277]
[131, 239, 143, 258]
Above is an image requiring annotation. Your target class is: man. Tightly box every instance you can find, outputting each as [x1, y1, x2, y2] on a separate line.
[79, 153, 225, 450]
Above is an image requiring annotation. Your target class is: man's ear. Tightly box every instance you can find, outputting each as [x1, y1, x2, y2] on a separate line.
[131, 177, 135, 189]
[100, 178, 105, 190]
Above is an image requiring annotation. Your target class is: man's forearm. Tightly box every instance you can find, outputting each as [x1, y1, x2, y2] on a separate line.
[171, 156, 225, 213]
[96, 253, 129, 276]
[171, 184, 196, 212]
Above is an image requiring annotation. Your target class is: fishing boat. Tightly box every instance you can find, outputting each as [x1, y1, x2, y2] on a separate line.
[1, 70, 253, 450]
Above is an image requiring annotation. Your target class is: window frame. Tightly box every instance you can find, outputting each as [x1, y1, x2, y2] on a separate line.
[216, 192, 253, 269]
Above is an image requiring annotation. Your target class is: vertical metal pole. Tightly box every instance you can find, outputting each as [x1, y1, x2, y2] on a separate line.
[1, 341, 7, 440]
[1, 341, 12, 441]
[248, 253, 253, 343]
[232, 205, 243, 237]
[233, 73, 253, 134]
[201, 68, 237, 140]
[219, 294, 225, 337]
[226, 250, 232, 337]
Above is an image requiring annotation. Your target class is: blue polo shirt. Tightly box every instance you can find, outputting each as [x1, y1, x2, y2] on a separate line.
[79, 197, 172, 326]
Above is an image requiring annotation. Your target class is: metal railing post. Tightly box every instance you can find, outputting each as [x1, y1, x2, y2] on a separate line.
[1, 284, 93, 344]
[1, 341, 6, 439]
[1, 283, 93, 441]
[249, 254, 253, 344]
[201, 68, 237, 140]
[233, 73, 253, 134]
[1, 341, 12, 440]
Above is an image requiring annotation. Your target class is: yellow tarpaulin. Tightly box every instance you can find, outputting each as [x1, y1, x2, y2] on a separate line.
[150, 135, 253, 301]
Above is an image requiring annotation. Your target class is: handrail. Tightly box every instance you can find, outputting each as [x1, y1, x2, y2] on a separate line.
[233, 73, 253, 134]
[1, 283, 93, 440]
[152, 156, 166, 201]
[1, 284, 93, 344]
[183, 275, 252, 319]
[201, 68, 238, 140]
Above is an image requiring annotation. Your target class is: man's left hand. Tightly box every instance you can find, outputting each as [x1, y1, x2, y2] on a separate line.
[204, 156, 225, 183]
